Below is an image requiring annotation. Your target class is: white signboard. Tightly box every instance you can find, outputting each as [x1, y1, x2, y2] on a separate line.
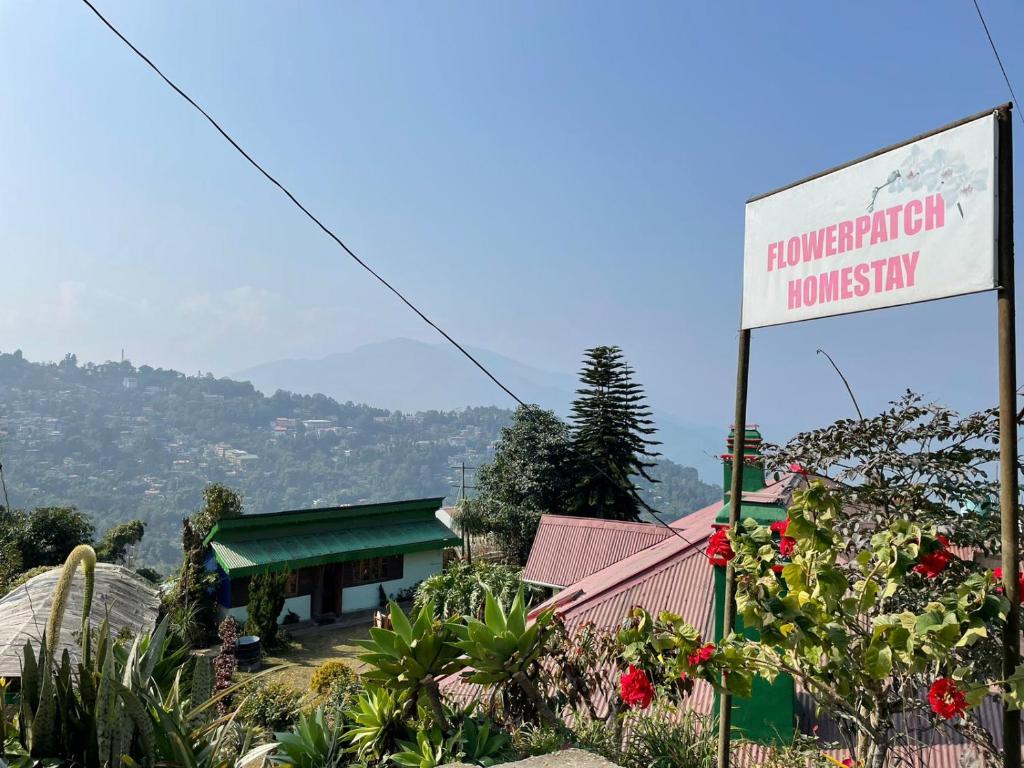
[742, 113, 998, 329]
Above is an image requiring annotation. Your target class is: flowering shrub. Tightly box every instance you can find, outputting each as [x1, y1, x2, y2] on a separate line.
[626, 483, 1021, 768]
[769, 519, 796, 558]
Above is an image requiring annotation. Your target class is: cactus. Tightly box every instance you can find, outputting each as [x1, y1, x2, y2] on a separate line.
[45, 544, 97, 660]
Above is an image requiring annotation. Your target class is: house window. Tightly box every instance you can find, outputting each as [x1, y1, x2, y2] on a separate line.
[285, 571, 299, 597]
[343, 555, 403, 587]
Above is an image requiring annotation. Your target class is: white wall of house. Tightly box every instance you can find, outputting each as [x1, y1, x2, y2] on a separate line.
[341, 549, 442, 613]
[221, 594, 311, 627]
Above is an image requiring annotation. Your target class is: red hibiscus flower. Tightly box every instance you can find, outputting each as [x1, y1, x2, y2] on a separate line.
[992, 567, 1024, 600]
[913, 536, 952, 578]
[620, 665, 654, 709]
[771, 564, 784, 575]
[770, 519, 796, 558]
[841, 759, 858, 767]
[928, 677, 967, 720]
[687, 643, 715, 668]
[789, 462, 809, 477]
[708, 527, 734, 567]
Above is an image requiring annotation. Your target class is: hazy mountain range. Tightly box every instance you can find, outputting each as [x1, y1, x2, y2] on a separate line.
[236, 338, 724, 481]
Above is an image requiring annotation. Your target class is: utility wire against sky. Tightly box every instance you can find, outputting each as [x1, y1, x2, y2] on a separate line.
[77, 0, 716, 556]
[971, 0, 1024, 129]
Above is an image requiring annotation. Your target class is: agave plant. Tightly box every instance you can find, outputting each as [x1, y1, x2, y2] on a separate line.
[343, 685, 406, 763]
[391, 726, 447, 768]
[357, 600, 465, 727]
[451, 589, 559, 728]
[270, 706, 345, 768]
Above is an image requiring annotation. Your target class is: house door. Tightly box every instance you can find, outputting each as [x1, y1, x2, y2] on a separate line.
[321, 564, 342, 615]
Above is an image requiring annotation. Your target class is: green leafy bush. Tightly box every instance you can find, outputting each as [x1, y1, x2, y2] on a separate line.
[414, 560, 542, 621]
[237, 680, 302, 734]
[309, 660, 357, 697]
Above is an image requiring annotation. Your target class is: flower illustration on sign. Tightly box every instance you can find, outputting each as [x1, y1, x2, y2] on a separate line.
[868, 144, 987, 218]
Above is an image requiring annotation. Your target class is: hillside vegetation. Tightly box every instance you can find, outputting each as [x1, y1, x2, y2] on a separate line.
[0, 351, 719, 572]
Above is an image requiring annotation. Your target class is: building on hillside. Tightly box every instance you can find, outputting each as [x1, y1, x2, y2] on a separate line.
[204, 497, 460, 624]
[459, 427, 1004, 768]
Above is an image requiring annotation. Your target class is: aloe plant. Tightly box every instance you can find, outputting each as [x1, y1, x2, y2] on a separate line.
[343, 685, 406, 763]
[357, 600, 464, 728]
[271, 706, 345, 768]
[451, 589, 560, 728]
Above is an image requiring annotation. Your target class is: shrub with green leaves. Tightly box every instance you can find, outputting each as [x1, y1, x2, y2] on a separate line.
[452, 589, 558, 728]
[343, 685, 406, 763]
[358, 600, 464, 726]
[623, 482, 1017, 768]
[414, 560, 542, 621]
[237, 680, 302, 734]
[309, 660, 357, 697]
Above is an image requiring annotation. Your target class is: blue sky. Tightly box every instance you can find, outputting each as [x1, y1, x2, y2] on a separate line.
[2, 1, 1023, 447]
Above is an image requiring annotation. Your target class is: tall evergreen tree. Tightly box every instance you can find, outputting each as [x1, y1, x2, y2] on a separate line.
[569, 346, 659, 521]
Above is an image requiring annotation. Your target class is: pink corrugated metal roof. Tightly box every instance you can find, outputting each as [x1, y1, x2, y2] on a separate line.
[522, 515, 676, 588]
[529, 501, 721, 628]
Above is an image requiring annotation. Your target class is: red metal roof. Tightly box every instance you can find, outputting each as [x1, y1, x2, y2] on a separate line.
[528, 501, 721, 629]
[522, 515, 676, 588]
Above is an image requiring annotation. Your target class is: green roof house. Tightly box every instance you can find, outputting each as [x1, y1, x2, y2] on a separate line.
[204, 497, 460, 624]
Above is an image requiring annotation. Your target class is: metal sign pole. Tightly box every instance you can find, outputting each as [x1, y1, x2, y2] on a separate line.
[716, 327, 751, 768]
[996, 103, 1020, 768]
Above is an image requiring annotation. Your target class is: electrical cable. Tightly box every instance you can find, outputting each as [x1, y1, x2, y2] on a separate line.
[77, 0, 735, 558]
[971, 0, 1024, 128]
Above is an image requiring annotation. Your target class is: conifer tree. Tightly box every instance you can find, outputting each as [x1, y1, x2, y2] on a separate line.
[569, 346, 659, 521]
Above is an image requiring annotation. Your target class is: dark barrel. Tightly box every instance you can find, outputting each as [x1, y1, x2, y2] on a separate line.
[235, 635, 261, 671]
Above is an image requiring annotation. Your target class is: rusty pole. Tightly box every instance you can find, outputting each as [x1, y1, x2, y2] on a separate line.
[996, 103, 1020, 768]
[717, 327, 751, 768]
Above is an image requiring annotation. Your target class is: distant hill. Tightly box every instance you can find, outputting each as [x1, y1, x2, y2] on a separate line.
[236, 338, 724, 480]
[0, 351, 720, 574]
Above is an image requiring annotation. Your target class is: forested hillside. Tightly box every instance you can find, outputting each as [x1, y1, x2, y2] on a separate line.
[0, 351, 719, 572]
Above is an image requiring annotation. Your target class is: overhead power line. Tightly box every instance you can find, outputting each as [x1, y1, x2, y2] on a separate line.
[77, 0, 715, 557]
[971, 0, 1024, 128]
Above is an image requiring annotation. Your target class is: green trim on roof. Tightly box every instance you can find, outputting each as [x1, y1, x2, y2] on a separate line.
[204, 496, 446, 547]
[714, 501, 786, 526]
[210, 517, 460, 577]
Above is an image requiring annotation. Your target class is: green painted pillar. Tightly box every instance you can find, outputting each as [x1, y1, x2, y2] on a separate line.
[712, 427, 795, 744]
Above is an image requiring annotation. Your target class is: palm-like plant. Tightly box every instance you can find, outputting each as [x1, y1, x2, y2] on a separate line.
[414, 562, 541, 622]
